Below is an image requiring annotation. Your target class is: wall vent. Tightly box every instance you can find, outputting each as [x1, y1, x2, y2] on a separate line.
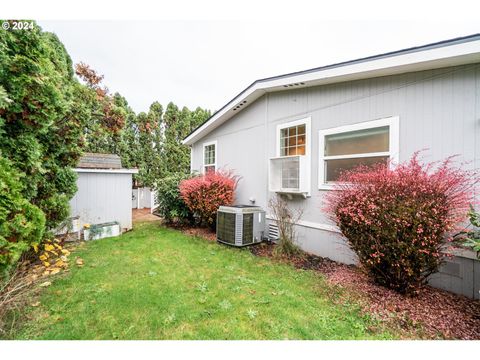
[283, 82, 306, 88]
[233, 100, 248, 111]
[268, 223, 279, 241]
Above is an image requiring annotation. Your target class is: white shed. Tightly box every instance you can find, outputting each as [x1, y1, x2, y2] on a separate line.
[69, 153, 138, 231]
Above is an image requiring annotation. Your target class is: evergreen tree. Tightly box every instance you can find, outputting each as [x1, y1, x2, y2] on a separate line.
[0, 21, 86, 229]
[162, 103, 210, 176]
[133, 103, 164, 188]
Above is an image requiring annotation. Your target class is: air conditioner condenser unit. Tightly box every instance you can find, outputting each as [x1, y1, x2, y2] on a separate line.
[216, 205, 266, 247]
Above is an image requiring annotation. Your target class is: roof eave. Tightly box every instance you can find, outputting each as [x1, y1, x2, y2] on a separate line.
[183, 35, 480, 146]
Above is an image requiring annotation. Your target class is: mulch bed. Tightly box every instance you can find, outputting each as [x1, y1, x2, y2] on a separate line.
[250, 242, 480, 340]
[165, 222, 217, 242]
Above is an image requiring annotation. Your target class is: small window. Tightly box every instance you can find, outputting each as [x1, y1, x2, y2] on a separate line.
[277, 119, 310, 157]
[280, 124, 306, 156]
[203, 141, 217, 173]
[318, 117, 399, 188]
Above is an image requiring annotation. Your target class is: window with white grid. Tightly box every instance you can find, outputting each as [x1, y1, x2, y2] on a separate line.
[203, 141, 217, 173]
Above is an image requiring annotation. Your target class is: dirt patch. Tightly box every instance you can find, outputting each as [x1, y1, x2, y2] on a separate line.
[181, 227, 216, 241]
[251, 242, 350, 275]
[167, 223, 216, 241]
[250, 242, 480, 340]
[132, 209, 161, 223]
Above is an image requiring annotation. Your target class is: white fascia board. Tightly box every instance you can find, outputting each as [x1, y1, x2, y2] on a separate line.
[74, 168, 139, 174]
[261, 40, 480, 89]
[183, 39, 480, 146]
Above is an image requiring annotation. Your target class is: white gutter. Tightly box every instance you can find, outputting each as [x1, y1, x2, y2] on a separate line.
[183, 37, 480, 146]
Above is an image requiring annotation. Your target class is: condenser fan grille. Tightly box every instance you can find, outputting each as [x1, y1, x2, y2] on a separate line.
[217, 212, 236, 244]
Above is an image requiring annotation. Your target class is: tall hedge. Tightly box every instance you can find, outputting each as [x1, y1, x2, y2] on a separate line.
[0, 155, 45, 277]
[0, 21, 87, 275]
[0, 21, 84, 231]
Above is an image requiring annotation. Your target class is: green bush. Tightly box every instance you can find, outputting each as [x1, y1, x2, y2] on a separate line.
[454, 206, 480, 256]
[0, 156, 45, 278]
[155, 173, 194, 225]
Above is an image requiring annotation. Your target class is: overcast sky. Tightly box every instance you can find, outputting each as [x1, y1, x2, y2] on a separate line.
[39, 20, 480, 114]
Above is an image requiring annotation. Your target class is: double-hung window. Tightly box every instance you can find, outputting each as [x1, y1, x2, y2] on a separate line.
[203, 140, 217, 173]
[318, 117, 399, 189]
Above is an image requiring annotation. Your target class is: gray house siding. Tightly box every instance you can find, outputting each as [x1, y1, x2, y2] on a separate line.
[191, 63, 480, 298]
[192, 97, 269, 208]
[69, 172, 133, 231]
[428, 253, 480, 299]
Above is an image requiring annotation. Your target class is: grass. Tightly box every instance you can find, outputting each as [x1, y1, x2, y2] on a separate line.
[7, 221, 399, 340]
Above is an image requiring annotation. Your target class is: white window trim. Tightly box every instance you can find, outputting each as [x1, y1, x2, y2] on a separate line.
[276, 117, 311, 157]
[274, 117, 312, 196]
[202, 140, 217, 173]
[266, 214, 341, 234]
[318, 116, 400, 190]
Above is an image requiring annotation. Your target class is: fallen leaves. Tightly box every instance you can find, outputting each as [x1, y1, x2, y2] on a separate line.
[49, 268, 61, 275]
[55, 260, 65, 268]
[1, 241, 76, 333]
[39, 281, 52, 288]
[44, 244, 55, 252]
[34, 238, 72, 276]
[75, 258, 84, 267]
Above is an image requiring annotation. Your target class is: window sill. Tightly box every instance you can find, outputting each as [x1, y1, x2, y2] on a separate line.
[318, 184, 336, 191]
[273, 190, 310, 199]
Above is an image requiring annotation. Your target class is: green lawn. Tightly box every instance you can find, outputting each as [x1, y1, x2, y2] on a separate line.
[11, 221, 398, 340]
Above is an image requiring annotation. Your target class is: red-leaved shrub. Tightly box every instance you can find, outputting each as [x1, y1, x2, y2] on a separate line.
[179, 170, 239, 227]
[324, 153, 476, 295]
